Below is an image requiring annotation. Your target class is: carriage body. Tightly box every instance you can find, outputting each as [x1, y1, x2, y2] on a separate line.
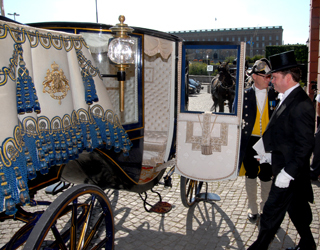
[16, 21, 183, 197]
[0, 17, 246, 249]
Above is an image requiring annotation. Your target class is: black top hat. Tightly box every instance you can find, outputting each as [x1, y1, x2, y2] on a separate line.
[269, 50, 301, 73]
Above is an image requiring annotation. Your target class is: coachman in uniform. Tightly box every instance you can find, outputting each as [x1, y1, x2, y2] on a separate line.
[239, 59, 278, 222]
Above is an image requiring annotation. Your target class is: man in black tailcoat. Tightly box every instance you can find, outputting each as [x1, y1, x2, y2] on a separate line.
[248, 50, 316, 250]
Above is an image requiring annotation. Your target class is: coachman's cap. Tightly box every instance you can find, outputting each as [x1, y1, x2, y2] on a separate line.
[248, 58, 271, 75]
[269, 50, 301, 73]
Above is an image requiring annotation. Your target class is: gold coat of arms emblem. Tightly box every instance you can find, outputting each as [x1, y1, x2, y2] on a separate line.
[43, 62, 70, 105]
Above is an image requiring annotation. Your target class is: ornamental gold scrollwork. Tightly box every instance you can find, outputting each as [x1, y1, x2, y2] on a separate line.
[43, 62, 70, 105]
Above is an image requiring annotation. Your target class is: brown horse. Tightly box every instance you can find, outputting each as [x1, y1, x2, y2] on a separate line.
[210, 61, 236, 113]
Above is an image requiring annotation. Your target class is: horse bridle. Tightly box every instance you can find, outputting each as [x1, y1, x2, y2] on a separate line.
[218, 68, 235, 90]
[219, 80, 235, 90]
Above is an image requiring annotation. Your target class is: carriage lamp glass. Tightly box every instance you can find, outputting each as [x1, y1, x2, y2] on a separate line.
[108, 38, 135, 64]
[107, 15, 136, 112]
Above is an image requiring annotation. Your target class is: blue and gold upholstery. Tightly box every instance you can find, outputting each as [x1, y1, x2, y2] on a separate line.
[0, 20, 132, 215]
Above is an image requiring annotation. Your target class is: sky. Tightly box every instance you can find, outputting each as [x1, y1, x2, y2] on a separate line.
[3, 0, 310, 45]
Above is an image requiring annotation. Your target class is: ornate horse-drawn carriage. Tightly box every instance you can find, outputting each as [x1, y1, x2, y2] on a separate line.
[0, 16, 246, 249]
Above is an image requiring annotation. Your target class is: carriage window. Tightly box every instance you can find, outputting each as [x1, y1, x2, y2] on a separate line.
[80, 32, 140, 126]
[182, 44, 240, 115]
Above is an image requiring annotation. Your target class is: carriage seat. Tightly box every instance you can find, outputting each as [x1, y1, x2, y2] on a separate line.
[142, 130, 168, 167]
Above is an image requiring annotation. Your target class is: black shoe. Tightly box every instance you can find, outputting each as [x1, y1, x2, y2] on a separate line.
[247, 213, 258, 223]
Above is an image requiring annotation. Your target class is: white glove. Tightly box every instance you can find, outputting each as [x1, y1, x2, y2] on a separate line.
[275, 169, 294, 188]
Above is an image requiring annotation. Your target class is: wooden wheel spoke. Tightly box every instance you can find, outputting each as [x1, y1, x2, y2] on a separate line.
[76, 194, 96, 250]
[47, 204, 89, 249]
[51, 224, 68, 250]
[91, 237, 108, 250]
[70, 199, 78, 250]
[186, 180, 193, 197]
[181, 176, 203, 208]
[82, 212, 105, 250]
[188, 181, 196, 202]
[24, 184, 114, 250]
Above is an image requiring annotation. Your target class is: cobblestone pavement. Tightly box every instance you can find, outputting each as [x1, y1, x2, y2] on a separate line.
[1, 173, 320, 249]
[188, 84, 214, 112]
[112, 174, 320, 250]
[1, 87, 320, 249]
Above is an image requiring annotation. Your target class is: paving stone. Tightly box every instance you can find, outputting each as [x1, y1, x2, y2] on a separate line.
[1, 172, 320, 249]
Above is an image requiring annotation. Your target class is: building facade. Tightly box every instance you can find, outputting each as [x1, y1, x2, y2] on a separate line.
[308, 0, 319, 97]
[169, 26, 283, 58]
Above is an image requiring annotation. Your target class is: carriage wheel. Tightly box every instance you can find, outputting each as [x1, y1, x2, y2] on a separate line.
[180, 176, 203, 208]
[24, 184, 114, 250]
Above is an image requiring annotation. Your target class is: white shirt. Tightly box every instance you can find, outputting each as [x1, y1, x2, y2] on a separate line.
[254, 85, 267, 112]
[278, 83, 299, 108]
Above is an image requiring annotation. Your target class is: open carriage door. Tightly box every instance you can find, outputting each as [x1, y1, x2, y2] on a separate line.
[176, 42, 246, 181]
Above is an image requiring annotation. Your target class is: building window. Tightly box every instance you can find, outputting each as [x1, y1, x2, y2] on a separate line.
[214, 38, 217, 41]
[221, 38, 223, 41]
[276, 35, 279, 40]
[238, 37, 241, 42]
[269, 35, 272, 40]
[244, 36, 247, 41]
[262, 42, 265, 48]
[269, 42, 272, 46]
[276, 42, 279, 45]
[256, 42, 259, 48]
[226, 37, 229, 41]
[256, 36, 259, 41]
[262, 36, 265, 41]
[232, 37, 235, 41]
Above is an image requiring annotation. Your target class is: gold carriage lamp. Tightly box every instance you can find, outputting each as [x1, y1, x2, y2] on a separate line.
[108, 15, 136, 112]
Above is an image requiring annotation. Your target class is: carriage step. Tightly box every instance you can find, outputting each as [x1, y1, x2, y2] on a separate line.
[45, 182, 70, 195]
[196, 192, 221, 202]
[149, 201, 172, 214]
[139, 189, 172, 214]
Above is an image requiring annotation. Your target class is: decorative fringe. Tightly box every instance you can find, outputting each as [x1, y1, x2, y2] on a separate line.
[77, 49, 100, 105]
[82, 69, 99, 105]
[15, 43, 41, 115]
[0, 106, 132, 215]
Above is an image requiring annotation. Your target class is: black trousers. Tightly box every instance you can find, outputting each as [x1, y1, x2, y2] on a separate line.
[248, 178, 315, 250]
[243, 136, 272, 181]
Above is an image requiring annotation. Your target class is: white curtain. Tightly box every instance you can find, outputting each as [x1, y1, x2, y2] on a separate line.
[144, 35, 173, 59]
[80, 32, 112, 54]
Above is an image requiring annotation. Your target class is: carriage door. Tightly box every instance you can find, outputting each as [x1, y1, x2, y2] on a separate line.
[175, 42, 246, 181]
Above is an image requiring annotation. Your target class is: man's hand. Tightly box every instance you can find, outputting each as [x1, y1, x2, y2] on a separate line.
[275, 169, 294, 188]
[254, 153, 271, 164]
